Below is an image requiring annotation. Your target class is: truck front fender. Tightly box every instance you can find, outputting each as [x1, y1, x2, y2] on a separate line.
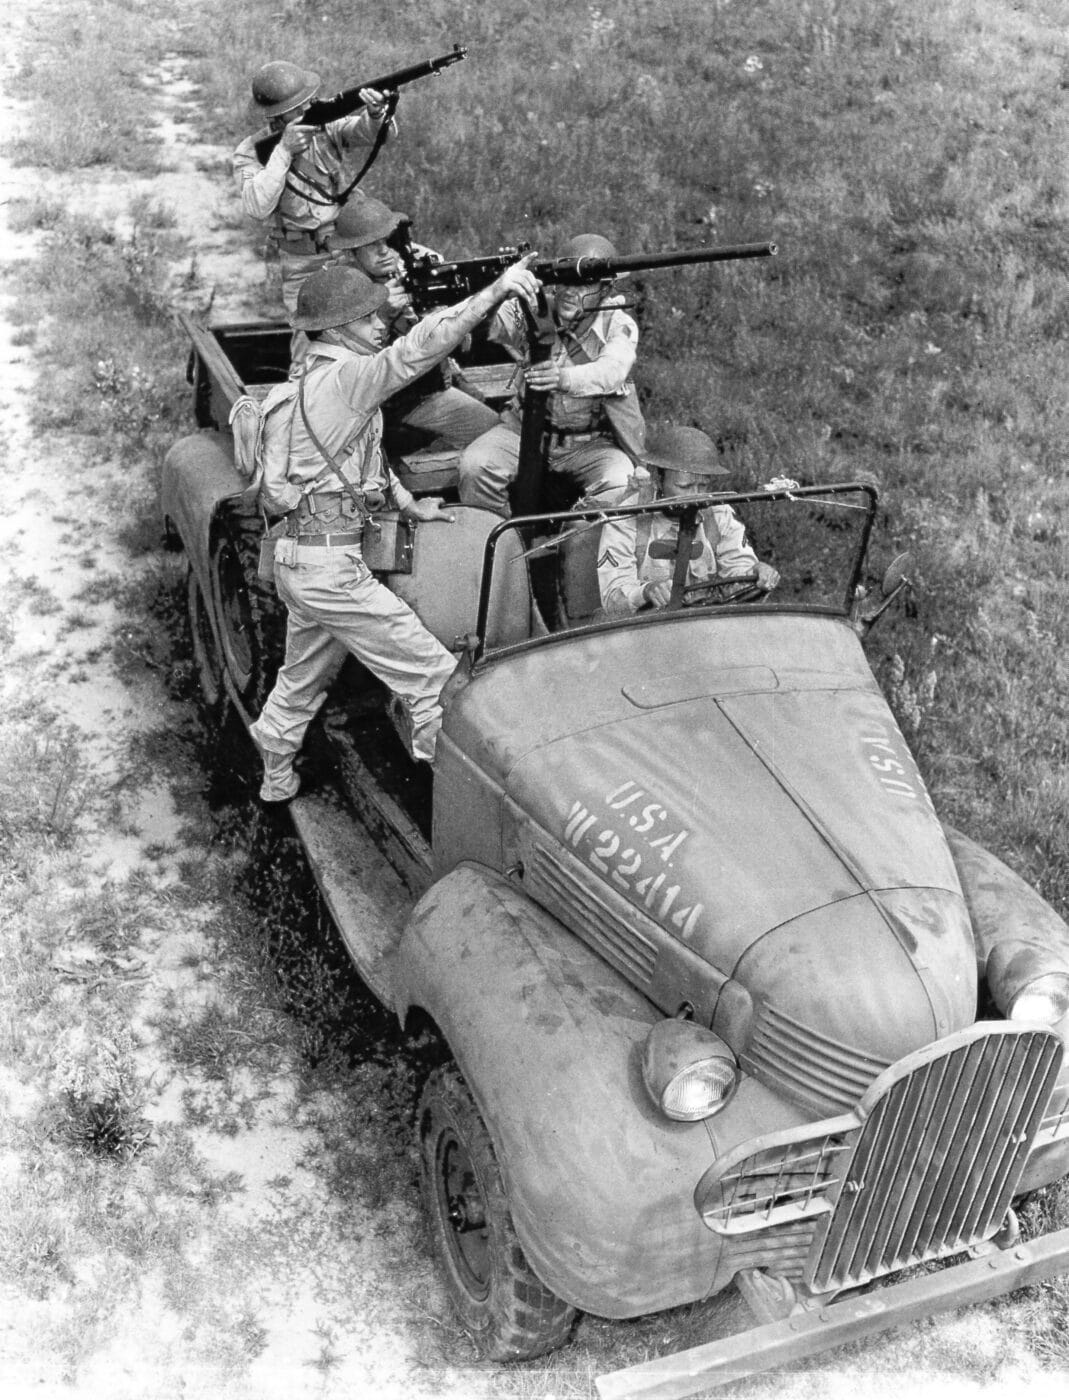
[393, 862, 723, 1317]
[160, 430, 245, 586]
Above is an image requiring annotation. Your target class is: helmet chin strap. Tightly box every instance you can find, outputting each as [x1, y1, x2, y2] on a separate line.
[554, 282, 611, 327]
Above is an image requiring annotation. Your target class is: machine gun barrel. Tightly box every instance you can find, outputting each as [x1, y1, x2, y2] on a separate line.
[533, 240, 777, 284]
[402, 239, 777, 315]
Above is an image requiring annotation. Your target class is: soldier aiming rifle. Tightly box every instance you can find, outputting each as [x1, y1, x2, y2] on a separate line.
[232, 45, 467, 322]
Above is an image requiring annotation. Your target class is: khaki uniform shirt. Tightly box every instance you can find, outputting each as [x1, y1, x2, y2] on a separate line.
[231, 112, 397, 238]
[269, 296, 497, 513]
[490, 297, 640, 433]
[598, 502, 759, 616]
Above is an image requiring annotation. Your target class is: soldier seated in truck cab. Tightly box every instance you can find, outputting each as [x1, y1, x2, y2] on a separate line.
[248, 258, 540, 801]
[598, 425, 779, 616]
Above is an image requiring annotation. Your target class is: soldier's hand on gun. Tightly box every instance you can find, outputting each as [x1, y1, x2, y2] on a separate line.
[360, 88, 391, 121]
[384, 274, 414, 317]
[494, 253, 541, 310]
[280, 123, 315, 155]
[406, 496, 456, 524]
[756, 562, 780, 591]
[524, 360, 562, 391]
[641, 580, 673, 609]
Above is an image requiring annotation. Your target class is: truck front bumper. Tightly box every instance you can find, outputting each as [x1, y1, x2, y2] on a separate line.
[596, 1223, 1069, 1399]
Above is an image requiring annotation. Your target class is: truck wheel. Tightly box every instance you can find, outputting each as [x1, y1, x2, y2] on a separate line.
[209, 505, 284, 712]
[418, 1063, 577, 1360]
[187, 565, 225, 717]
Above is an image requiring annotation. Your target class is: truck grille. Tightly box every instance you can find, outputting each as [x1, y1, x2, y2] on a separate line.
[696, 1026, 1063, 1295]
[743, 1001, 890, 1115]
[808, 1026, 1062, 1291]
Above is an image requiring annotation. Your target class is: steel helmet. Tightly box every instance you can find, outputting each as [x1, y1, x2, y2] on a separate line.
[327, 197, 408, 252]
[251, 61, 321, 119]
[642, 426, 729, 478]
[293, 266, 389, 331]
[561, 233, 618, 261]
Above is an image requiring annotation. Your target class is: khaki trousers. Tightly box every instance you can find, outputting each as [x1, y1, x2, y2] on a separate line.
[457, 422, 636, 515]
[252, 542, 457, 764]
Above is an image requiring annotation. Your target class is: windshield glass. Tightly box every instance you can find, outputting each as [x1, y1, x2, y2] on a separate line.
[473, 482, 878, 662]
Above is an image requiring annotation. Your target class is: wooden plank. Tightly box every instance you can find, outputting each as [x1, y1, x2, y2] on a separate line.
[595, 1226, 1069, 1400]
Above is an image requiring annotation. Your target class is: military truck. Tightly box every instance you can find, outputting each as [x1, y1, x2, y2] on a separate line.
[162, 315, 1069, 1398]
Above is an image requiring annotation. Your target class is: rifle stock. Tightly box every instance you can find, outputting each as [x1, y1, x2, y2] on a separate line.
[253, 44, 467, 164]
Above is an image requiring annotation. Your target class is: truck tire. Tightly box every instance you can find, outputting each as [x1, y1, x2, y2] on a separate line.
[187, 565, 225, 718]
[209, 504, 285, 713]
[418, 1063, 577, 1360]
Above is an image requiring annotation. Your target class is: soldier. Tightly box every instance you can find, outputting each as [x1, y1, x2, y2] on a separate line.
[231, 60, 397, 321]
[325, 198, 500, 447]
[457, 232, 647, 515]
[249, 257, 540, 802]
[597, 426, 780, 616]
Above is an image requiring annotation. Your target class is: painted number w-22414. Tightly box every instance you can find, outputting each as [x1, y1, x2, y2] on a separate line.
[563, 782, 703, 939]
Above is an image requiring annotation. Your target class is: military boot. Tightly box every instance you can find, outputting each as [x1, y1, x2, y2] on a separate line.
[249, 721, 300, 802]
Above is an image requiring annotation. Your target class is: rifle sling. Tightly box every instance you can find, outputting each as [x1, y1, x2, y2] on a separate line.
[337, 90, 399, 206]
[667, 507, 700, 609]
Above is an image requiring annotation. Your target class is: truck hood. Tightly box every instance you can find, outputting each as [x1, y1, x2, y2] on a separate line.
[509, 678, 968, 973]
[444, 617, 978, 1100]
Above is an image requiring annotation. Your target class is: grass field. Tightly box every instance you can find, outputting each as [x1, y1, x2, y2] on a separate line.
[4, 0, 1069, 1392]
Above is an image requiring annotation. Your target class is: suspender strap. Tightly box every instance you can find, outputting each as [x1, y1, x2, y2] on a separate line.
[296, 368, 374, 528]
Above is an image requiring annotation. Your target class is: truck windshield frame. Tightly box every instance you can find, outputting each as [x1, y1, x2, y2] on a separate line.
[471, 481, 880, 668]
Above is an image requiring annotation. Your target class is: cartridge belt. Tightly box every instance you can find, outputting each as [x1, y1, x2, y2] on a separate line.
[296, 491, 347, 516]
[293, 531, 364, 548]
[276, 228, 333, 255]
[543, 426, 604, 448]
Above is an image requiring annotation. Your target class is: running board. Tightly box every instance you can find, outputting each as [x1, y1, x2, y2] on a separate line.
[288, 786, 414, 1010]
[596, 1226, 1069, 1399]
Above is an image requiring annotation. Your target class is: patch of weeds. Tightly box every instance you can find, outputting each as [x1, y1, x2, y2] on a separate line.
[236, 1305, 269, 1360]
[159, 993, 287, 1087]
[0, 723, 91, 852]
[6, 195, 65, 232]
[307, 1319, 345, 1375]
[128, 194, 178, 231]
[49, 1020, 152, 1161]
[70, 882, 149, 954]
[59, 609, 95, 635]
[10, 325, 36, 347]
[21, 577, 62, 615]
[74, 571, 123, 604]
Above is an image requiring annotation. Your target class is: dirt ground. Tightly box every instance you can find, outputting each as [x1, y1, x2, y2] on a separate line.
[2, 4, 1069, 1400]
[0, 8, 489, 1399]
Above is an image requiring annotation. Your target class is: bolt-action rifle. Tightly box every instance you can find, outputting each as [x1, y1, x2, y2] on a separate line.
[253, 44, 468, 164]
[395, 237, 777, 516]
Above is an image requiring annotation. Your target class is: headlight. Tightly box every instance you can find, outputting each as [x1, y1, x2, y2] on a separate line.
[1009, 973, 1069, 1025]
[987, 944, 1069, 1025]
[642, 1019, 739, 1122]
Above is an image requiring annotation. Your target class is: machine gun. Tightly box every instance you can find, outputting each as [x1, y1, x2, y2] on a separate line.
[397, 237, 777, 317]
[254, 44, 468, 163]
[396, 237, 777, 516]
